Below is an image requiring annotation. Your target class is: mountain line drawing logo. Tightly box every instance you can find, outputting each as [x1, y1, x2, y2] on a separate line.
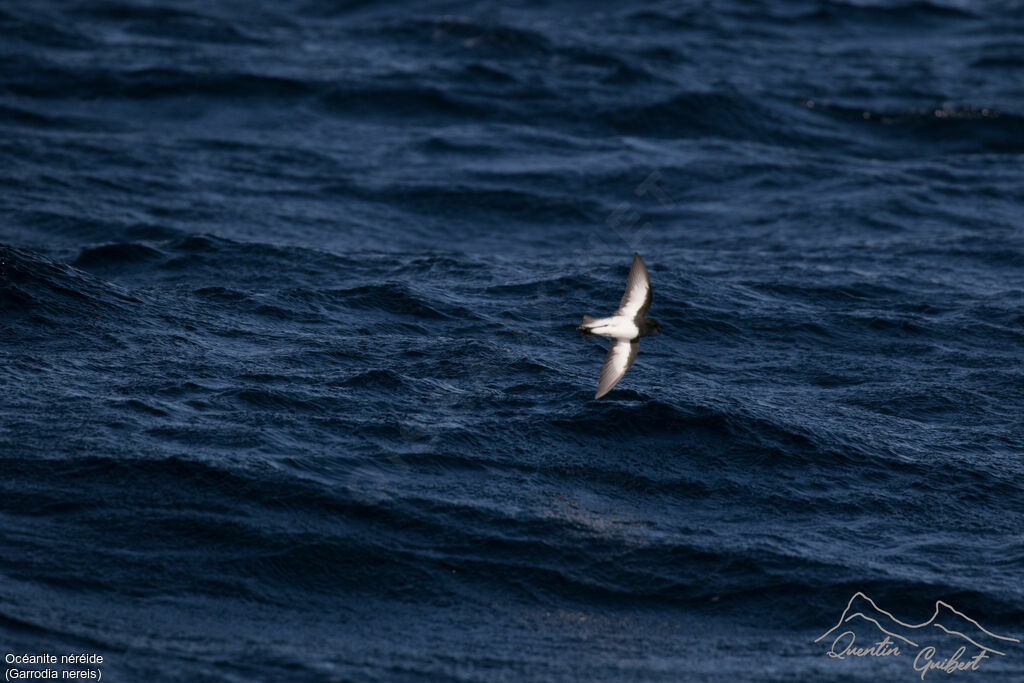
[815, 592, 1020, 679]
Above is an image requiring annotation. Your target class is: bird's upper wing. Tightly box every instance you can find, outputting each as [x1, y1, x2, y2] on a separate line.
[615, 253, 652, 319]
[594, 338, 639, 399]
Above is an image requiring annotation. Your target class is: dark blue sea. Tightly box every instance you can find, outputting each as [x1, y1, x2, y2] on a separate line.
[2, 1, 1023, 680]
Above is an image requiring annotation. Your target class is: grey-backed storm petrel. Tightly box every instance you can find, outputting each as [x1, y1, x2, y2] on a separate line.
[577, 253, 660, 399]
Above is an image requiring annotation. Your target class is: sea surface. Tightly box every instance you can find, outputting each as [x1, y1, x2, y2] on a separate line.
[2, 0, 1023, 680]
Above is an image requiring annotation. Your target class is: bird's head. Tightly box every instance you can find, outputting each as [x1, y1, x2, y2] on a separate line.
[644, 318, 661, 335]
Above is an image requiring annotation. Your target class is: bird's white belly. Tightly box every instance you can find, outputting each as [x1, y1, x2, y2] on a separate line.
[588, 316, 638, 340]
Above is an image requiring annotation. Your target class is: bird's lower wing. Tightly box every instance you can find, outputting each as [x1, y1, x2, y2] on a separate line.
[595, 338, 639, 399]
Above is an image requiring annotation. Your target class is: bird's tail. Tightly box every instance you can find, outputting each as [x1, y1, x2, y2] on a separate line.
[577, 314, 598, 334]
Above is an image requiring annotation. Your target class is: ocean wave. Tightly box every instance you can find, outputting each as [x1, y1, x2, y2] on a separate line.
[386, 15, 552, 54]
[809, 0, 979, 22]
[2, 60, 315, 100]
[592, 91, 807, 144]
[71, 1, 269, 44]
[808, 101, 1024, 154]
[73, 242, 164, 268]
[0, 245, 140, 320]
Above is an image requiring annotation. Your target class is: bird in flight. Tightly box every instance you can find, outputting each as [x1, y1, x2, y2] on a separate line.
[577, 253, 659, 399]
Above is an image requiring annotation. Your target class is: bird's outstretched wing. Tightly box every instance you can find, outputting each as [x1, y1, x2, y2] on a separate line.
[595, 338, 639, 399]
[615, 253, 652, 319]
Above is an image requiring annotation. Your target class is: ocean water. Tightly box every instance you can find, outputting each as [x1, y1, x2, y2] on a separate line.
[2, 0, 1023, 680]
